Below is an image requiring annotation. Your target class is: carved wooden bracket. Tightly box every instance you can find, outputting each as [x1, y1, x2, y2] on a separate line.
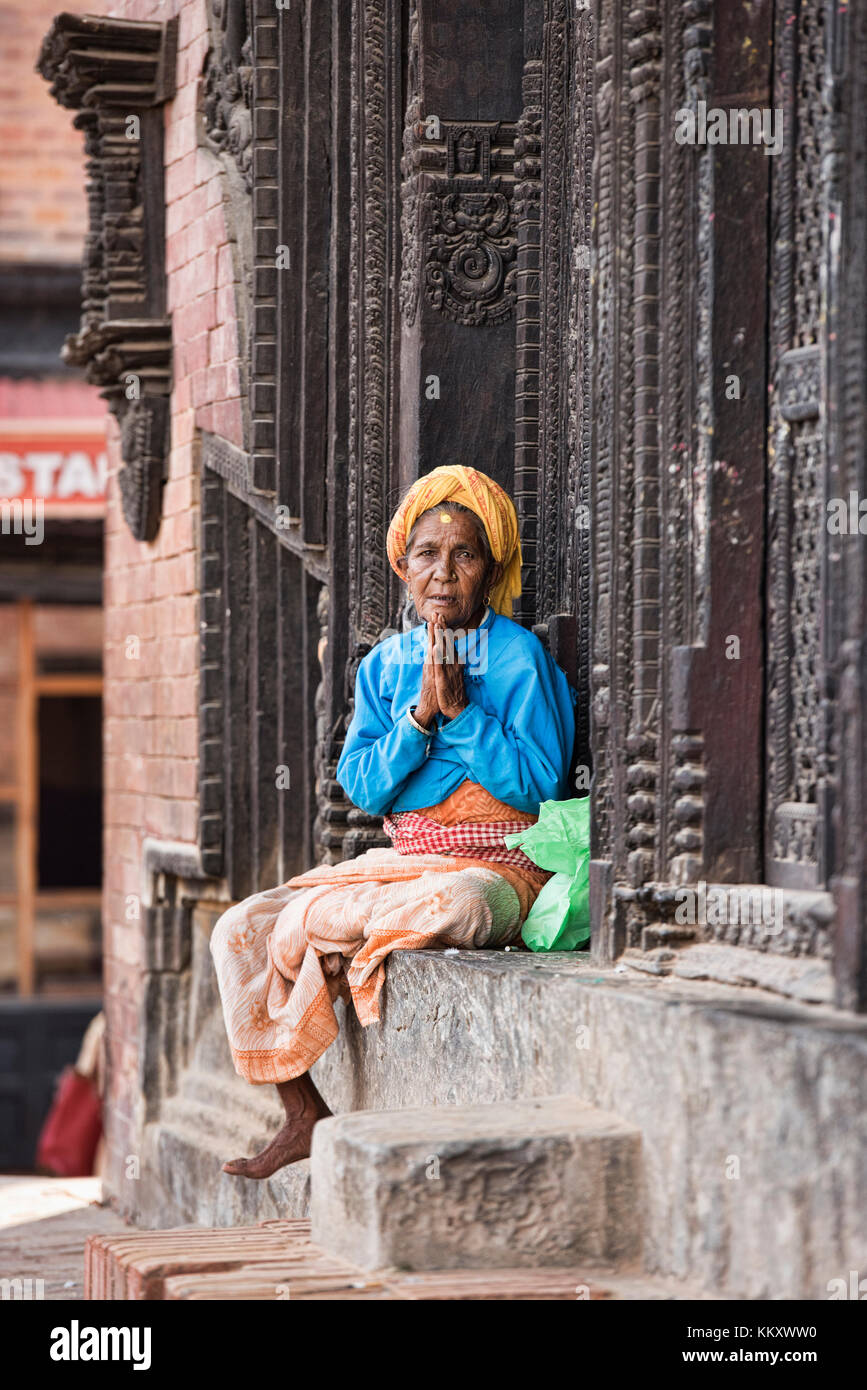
[37, 12, 178, 542]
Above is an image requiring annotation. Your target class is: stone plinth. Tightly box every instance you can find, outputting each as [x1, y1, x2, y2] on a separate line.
[310, 1094, 642, 1271]
[132, 941, 867, 1298]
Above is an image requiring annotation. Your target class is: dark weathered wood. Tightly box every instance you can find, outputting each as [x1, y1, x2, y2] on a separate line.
[700, 0, 771, 883]
[276, 550, 321, 878]
[825, 0, 867, 1011]
[222, 490, 254, 900]
[250, 1, 279, 494]
[764, 0, 828, 890]
[37, 14, 177, 543]
[299, 0, 331, 546]
[249, 517, 281, 890]
[399, 2, 522, 493]
[276, 2, 306, 521]
[199, 466, 227, 878]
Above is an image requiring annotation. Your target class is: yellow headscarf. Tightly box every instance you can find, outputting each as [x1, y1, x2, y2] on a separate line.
[386, 465, 522, 617]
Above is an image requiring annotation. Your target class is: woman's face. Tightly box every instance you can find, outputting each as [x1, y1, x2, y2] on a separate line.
[398, 509, 501, 628]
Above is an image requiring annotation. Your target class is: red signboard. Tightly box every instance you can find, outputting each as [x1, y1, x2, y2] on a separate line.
[0, 423, 107, 517]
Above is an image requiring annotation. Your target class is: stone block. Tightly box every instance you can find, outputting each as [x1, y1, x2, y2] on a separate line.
[310, 1094, 642, 1272]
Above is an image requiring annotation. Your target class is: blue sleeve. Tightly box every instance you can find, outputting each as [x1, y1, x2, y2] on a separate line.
[434, 639, 576, 812]
[336, 647, 431, 815]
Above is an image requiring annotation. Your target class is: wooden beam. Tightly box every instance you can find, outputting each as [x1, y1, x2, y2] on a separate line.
[34, 674, 104, 697]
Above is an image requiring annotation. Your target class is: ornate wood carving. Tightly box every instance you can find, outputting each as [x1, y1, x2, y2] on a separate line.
[248, 0, 279, 493]
[624, 2, 663, 890]
[424, 126, 518, 327]
[401, 112, 519, 329]
[199, 460, 226, 879]
[38, 13, 177, 543]
[664, 2, 709, 886]
[589, 0, 620, 876]
[521, 0, 593, 781]
[512, 6, 542, 625]
[332, 0, 401, 863]
[592, 0, 791, 960]
[824, 0, 867, 1010]
[203, 0, 254, 192]
[398, 0, 423, 330]
[765, 0, 829, 889]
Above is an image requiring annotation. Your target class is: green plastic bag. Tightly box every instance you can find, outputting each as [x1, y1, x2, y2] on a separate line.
[503, 798, 591, 952]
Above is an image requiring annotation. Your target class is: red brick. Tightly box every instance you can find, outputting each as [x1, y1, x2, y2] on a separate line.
[209, 321, 240, 364]
[153, 673, 198, 718]
[177, 330, 210, 379]
[154, 633, 198, 677]
[164, 113, 199, 166]
[211, 397, 243, 444]
[171, 375, 192, 412]
[174, 290, 218, 340]
[167, 183, 209, 237]
[165, 150, 197, 207]
[174, 407, 196, 446]
[189, 365, 211, 409]
[165, 226, 190, 275]
[160, 511, 195, 557]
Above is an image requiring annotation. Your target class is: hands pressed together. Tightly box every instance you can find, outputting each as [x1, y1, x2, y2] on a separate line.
[412, 612, 468, 728]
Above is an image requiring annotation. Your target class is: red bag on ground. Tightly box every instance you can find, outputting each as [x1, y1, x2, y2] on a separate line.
[35, 1066, 103, 1177]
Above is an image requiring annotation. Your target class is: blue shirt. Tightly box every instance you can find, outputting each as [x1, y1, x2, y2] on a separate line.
[336, 607, 577, 817]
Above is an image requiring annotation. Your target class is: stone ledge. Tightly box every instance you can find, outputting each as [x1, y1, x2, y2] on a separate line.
[310, 1094, 642, 1271]
[666, 942, 834, 1003]
[309, 951, 867, 1299]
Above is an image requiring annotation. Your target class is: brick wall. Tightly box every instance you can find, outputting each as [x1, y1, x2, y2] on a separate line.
[97, 0, 243, 1202]
[0, 0, 100, 262]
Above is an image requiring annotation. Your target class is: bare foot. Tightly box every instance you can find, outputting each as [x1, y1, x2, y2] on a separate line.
[222, 1117, 315, 1179]
[223, 1075, 331, 1179]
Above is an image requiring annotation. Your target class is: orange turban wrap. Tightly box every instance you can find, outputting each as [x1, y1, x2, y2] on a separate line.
[386, 465, 522, 618]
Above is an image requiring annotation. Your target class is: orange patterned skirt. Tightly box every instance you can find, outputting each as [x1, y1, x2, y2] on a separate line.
[210, 783, 544, 1084]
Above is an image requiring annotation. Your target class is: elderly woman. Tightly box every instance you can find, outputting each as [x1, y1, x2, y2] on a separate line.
[210, 466, 577, 1178]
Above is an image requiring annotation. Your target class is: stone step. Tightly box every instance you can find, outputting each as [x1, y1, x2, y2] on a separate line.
[87, 1218, 707, 1301]
[137, 1093, 310, 1228]
[310, 1094, 643, 1272]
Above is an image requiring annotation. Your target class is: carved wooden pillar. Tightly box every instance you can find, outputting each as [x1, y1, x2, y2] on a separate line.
[38, 13, 177, 543]
[765, 0, 830, 889]
[512, 2, 543, 626]
[662, 0, 709, 887]
[824, 0, 867, 1011]
[589, 0, 633, 956]
[624, 3, 662, 892]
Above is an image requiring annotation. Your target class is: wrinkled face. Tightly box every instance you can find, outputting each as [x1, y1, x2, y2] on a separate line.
[398, 509, 501, 628]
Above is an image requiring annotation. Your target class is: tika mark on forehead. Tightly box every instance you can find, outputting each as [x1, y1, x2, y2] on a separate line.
[439, 511, 452, 524]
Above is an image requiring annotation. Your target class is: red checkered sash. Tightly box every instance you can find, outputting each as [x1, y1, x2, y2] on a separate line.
[382, 809, 544, 876]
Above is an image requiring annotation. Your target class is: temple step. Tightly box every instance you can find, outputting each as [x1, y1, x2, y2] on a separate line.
[310, 1094, 643, 1272]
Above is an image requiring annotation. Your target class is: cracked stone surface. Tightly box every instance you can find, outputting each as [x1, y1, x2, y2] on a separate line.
[310, 1094, 643, 1271]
